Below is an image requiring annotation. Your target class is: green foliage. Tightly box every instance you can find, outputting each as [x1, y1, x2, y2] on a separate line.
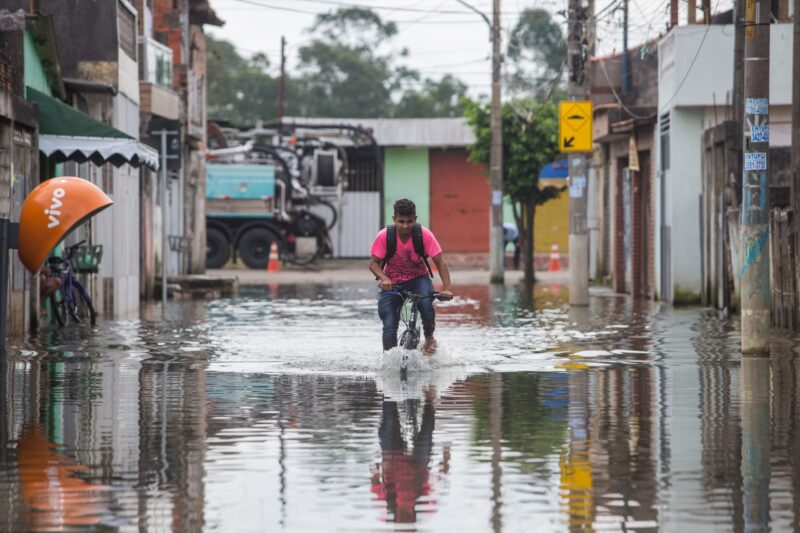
[463, 98, 561, 206]
[207, 35, 279, 124]
[394, 75, 469, 118]
[297, 40, 395, 117]
[310, 7, 398, 48]
[207, 8, 472, 123]
[506, 8, 566, 97]
[464, 97, 563, 283]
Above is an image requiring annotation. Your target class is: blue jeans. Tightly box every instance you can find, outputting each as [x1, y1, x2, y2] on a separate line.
[378, 275, 435, 351]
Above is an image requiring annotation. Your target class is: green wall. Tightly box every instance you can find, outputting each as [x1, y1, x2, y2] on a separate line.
[23, 30, 51, 96]
[383, 147, 430, 227]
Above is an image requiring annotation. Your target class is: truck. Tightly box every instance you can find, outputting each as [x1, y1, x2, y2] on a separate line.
[204, 122, 380, 269]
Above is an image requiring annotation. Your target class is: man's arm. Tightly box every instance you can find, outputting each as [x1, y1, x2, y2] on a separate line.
[369, 255, 393, 291]
[431, 254, 453, 299]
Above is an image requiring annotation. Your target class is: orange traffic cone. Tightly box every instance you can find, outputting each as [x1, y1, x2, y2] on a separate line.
[548, 243, 561, 272]
[267, 241, 281, 272]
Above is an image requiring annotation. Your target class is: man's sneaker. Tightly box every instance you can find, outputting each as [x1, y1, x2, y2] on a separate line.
[422, 337, 438, 355]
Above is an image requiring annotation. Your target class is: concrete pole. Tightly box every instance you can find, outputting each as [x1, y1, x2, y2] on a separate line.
[161, 131, 168, 312]
[622, 0, 630, 94]
[670, 0, 679, 28]
[733, 0, 745, 148]
[740, 357, 771, 529]
[739, 0, 771, 354]
[489, 0, 504, 284]
[568, 0, 589, 306]
[792, 0, 800, 213]
[278, 36, 286, 123]
[490, 371, 503, 531]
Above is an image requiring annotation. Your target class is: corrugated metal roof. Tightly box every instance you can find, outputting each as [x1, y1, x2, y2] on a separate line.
[283, 117, 476, 147]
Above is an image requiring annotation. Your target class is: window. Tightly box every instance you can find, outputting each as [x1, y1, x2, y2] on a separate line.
[659, 112, 670, 172]
[118, 1, 137, 60]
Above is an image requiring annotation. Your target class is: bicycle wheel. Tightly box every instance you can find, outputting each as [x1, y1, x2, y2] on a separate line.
[49, 292, 67, 327]
[70, 279, 97, 325]
[399, 329, 418, 350]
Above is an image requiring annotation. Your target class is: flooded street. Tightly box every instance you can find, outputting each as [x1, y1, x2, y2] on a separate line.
[2, 282, 800, 531]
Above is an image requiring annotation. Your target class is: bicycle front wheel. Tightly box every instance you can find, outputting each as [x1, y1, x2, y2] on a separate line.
[399, 329, 418, 350]
[71, 279, 97, 325]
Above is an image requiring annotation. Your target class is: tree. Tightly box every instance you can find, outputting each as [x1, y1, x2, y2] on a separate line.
[296, 8, 402, 117]
[506, 8, 566, 98]
[206, 35, 280, 124]
[464, 98, 563, 284]
[394, 75, 469, 118]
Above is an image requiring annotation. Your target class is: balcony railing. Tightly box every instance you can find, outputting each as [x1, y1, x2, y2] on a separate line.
[138, 36, 173, 88]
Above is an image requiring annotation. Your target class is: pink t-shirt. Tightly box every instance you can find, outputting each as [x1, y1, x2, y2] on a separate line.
[370, 226, 442, 284]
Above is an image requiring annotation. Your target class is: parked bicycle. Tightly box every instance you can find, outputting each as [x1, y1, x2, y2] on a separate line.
[387, 289, 450, 376]
[43, 240, 98, 326]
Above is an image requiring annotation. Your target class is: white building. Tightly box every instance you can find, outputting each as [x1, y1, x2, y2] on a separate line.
[655, 23, 794, 302]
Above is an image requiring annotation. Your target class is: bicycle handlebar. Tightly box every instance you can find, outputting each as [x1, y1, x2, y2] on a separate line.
[386, 289, 452, 301]
[44, 240, 87, 269]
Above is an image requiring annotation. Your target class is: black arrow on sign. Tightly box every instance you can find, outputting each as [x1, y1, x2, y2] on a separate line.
[563, 136, 575, 148]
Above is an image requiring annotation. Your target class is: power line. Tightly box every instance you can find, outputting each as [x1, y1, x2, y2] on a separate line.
[223, 0, 531, 16]
[414, 57, 489, 70]
[270, 0, 473, 14]
[222, 0, 498, 23]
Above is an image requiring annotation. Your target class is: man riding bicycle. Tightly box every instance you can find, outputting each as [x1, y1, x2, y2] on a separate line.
[369, 199, 453, 354]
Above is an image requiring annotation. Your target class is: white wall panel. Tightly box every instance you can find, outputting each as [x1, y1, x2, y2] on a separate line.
[337, 192, 380, 258]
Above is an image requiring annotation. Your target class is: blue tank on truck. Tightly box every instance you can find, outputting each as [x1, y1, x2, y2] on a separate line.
[205, 163, 332, 269]
[205, 163, 284, 269]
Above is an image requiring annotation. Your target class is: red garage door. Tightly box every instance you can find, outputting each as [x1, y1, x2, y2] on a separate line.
[429, 148, 489, 253]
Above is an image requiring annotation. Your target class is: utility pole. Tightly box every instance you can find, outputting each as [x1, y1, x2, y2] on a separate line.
[670, 0, 678, 28]
[733, 0, 745, 142]
[453, 0, 502, 283]
[278, 36, 286, 123]
[792, 0, 800, 214]
[622, 0, 629, 94]
[568, 0, 589, 306]
[740, 0, 771, 354]
[489, 0, 504, 284]
[586, 0, 595, 54]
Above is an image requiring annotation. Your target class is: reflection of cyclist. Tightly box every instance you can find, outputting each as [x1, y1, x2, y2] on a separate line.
[368, 199, 453, 354]
[370, 392, 449, 524]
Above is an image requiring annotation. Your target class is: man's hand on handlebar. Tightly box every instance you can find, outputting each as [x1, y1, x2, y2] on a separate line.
[437, 289, 453, 301]
[378, 278, 393, 292]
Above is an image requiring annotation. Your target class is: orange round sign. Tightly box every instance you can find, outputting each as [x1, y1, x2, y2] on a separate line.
[19, 177, 113, 273]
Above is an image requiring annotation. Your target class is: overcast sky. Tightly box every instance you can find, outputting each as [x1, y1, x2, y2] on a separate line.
[206, 0, 705, 99]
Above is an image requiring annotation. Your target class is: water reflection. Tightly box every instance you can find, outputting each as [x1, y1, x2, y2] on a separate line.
[1, 284, 800, 530]
[372, 391, 447, 524]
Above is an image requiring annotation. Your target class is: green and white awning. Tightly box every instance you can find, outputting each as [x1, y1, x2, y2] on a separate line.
[27, 87, 159, 171]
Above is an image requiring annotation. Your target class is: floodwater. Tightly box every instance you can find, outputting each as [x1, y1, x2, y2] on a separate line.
[2, 281, 800, 532]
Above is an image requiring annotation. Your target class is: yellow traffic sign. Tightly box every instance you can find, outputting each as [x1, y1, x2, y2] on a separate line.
[559, 101, 593, 152]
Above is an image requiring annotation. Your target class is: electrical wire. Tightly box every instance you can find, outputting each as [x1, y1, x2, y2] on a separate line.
[597, 57, 654, 119]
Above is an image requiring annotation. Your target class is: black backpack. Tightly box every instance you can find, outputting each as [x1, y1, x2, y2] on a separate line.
[381, 223, 433, 278]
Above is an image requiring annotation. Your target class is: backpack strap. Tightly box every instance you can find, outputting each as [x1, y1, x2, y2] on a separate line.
[380, 225, 397, 269]
[412, 223, 434, 278]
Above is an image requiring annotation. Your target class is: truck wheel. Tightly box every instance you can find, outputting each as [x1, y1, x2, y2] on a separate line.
[238, 227, 279, 269]
[206, 227, 230, 269]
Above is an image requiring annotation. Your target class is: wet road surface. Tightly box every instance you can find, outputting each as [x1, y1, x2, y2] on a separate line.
[2, 282, 800, 531]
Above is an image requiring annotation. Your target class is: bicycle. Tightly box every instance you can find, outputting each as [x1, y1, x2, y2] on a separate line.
[386, 289, 451, 375]
[44, 240, 97, 326]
